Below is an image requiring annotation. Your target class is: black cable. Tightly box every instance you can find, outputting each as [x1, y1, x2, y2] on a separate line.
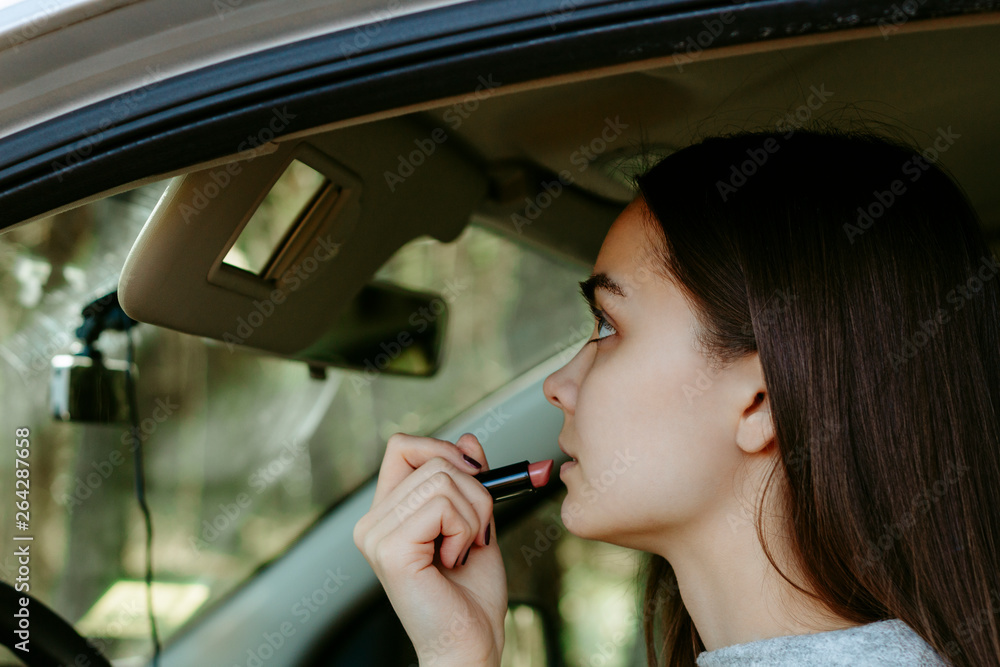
[74, 291, 160, 662]
[124, 327, 161, 665]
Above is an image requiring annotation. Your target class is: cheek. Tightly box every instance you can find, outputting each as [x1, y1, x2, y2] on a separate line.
[577, 338, 708, 449]
[570, 340, 740, 529]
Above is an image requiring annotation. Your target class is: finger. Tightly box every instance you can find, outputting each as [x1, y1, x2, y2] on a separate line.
[369, 458, 492, 548]
[386, 467, 483, 551]
[454, 432, 490, 472]
[451, 435, 496, 545]
[383, 456, 494, 547]
[373, 433, 484, 505]
[369, 494, 476, 573]
[454, 515, 499, 574]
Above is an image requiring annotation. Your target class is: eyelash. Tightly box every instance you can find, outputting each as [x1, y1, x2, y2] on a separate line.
[587, 304, 617, 345]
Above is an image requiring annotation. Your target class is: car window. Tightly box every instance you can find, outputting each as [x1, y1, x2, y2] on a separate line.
[0, 180, 593, 663]
[499, 490, 646, 667]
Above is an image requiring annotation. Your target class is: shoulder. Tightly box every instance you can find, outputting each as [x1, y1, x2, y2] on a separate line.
[694, 619, 949, 667]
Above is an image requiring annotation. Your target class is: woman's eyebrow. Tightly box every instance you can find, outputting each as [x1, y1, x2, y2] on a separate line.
[578, 272, 627, 310]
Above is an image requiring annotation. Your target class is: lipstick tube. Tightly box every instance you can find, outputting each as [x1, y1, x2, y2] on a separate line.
[474, 459, 552, 502]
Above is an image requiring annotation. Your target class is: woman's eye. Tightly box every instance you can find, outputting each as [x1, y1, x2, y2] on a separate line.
[590, 310, 617, 344]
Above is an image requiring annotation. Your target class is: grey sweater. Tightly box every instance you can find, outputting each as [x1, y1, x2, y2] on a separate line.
[695, 618, 949, 666]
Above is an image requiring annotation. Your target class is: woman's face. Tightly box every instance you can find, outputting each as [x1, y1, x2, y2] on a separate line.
[543, 197, 768, 553]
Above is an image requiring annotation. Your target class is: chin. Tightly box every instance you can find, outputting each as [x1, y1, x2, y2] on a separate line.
[559, 495, 609, 542]
[559, 494, 654, 551]
[559, 495, 587, 535]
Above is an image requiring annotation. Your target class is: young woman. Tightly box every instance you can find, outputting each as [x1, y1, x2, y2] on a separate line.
[353, 128, 1000, 666]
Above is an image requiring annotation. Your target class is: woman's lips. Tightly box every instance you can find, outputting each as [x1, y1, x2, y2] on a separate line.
[557, 440, 577, 476]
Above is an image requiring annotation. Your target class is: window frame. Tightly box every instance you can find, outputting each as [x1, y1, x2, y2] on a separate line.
[0, 0, 982, 228]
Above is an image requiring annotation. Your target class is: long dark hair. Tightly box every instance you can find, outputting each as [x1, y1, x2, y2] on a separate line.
[633, 127, 1000, 667]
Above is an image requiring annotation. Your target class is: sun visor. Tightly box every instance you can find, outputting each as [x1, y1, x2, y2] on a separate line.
[119, 117, 487, 361]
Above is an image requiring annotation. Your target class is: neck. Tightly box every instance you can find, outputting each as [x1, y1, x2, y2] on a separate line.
[651, 483, 860, 651]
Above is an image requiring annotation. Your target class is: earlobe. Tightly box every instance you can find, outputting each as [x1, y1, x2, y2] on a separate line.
[735, 391, 775, 454]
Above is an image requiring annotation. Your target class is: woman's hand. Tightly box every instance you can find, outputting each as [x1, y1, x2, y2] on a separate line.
[353, 432, 506, 667]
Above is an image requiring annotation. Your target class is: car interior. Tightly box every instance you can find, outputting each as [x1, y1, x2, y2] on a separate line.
[2, 5, 1000, 666]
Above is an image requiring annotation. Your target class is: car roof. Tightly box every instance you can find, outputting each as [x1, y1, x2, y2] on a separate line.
[0, 0, 472, 138]
[2, 2, 999, 241]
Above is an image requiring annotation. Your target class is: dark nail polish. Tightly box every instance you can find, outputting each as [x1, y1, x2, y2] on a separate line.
[462, 546, 472, 565]
[485, 523, 491, 546]
[462, 454, 482, 469]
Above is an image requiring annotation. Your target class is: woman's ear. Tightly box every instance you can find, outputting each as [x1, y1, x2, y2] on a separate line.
[733, 356, 775, 454]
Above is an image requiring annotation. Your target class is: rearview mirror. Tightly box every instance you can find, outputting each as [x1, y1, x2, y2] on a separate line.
[50, 354, 135, 423]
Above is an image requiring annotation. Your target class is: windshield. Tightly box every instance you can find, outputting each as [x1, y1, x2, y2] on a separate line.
[0, 180, 593, 663]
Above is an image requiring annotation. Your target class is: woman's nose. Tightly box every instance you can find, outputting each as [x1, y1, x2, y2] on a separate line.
[543, 356, 580, 414]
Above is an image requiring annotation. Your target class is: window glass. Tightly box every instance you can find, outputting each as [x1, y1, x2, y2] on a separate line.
[502, 603, 550, 667]
[0, 181, 591, 663]
[499, 492, 645, 667]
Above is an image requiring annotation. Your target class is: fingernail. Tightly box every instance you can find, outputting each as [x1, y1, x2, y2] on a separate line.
[462, 546, 472, 565]
[485, 523, 491, 546]
[462, 454, 482, 469]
